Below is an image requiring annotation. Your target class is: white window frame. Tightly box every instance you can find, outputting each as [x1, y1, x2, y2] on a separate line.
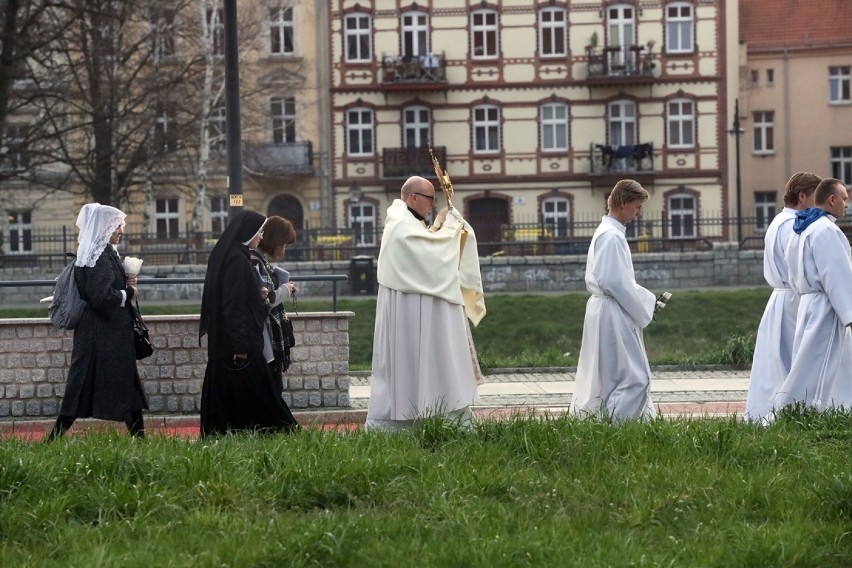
[668, 194, 696, 238]
[831, 147, 852, 186]
[269, 6, 295, 56]
[754, 191, 777, 231]
[271, 96, 296, 144]
[667, 98, 695, 148]
[347, 108, 374, 156]
[402, 11, 429, 58]
[665, 2, 694, 54]
[210, 196, 229, 235]
[540, 102, 568, 152]
[607, 4, 635, 70]
[345, 14, 371, 62]
[7, 210, 32, 254]
[471, 9, 499, 60]
[473, 104, 500, 153]
[539, 7, 567, 57]
[403, 106, 431, 148]
[752, 111, 775, 154]
[208, 105, 226, 150]
[541, 196, 570, 237]
[608, 100, 636, 146]
[154, 103, 176, 152]
[4, 125, 29, 171]
[350, 201, 377, 247]
[153, 8, 176, 61]
[829, 66, 851, 104]
[154, 198, 180, 239]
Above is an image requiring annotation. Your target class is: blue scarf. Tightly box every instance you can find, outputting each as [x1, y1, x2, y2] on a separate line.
[793, 208, 830, 234]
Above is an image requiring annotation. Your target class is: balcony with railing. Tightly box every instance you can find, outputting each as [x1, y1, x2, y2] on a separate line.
[380, 52, 449, 92]
[586, 43, 656, 85]
[382, 145, 446, 179]
[589, 142, 654, 175]
[244, 141, 313, 176]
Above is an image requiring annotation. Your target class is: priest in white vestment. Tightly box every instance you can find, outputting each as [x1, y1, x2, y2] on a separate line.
[772, 178, 852, 416]
[366, 176, 486, 431]
[571, 179, 657, 420]
[745, 172, 820, 422]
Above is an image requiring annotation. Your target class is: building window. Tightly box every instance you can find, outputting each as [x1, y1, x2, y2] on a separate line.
[155, 198, 180, 239]
[667, 98, 695, 148]
[271, 96, 296, 144]
[206, 8, 224, 56]
[347, 108, 373, 156]
[609, 100, 636, 146]
[755, 192, 777, 231]
[7, 211, 32, 254]
[402, 11, 429, 57]
[208, 105, 226, 150]
[668, 194, 696, 238]
[269, 6, 294, 55]
[541, 196, 570, 237]
[540, 102, 568, 152]
[345, 14, 371, 62]
[350, 201, 376, 246]
[829, 66, 851, 104]
[210, 197, 228, 235]
[154, 103, 177, 152]
[752, 111, 775, 154]
[766, 68, 774, 86]
[473, 104, 500, 153]
[539, 7, 567, 57]
[665, 2, 693, 54]
[403, 106, 431, 148]
[3, 125, 29, 171]
[750, 69, 759, 86]
[607, 4, 635, 70]
[831, 147, 852, 185]
[152, 8, 176, 60]
[471, 9, 499, 59]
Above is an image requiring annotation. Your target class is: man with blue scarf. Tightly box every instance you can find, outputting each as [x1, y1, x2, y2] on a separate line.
[772, 178, 852, 417]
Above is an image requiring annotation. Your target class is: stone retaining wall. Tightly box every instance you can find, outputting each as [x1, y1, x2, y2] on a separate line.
[0, 312, 353, 420]
[0, 243, 763, 305]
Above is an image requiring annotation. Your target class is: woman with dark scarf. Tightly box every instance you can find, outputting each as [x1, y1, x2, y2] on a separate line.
[250, 215, 298, 395]
[45, 203, 147, 440]
[199, 210, 299, 437]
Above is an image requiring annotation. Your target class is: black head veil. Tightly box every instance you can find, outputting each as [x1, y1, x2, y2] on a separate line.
[199, 210, 266, 342]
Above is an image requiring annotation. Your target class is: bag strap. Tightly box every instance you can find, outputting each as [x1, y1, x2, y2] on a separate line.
[132, 298, 148, 331]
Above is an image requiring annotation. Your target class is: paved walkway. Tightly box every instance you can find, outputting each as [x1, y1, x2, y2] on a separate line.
[1, 368, 750, 440]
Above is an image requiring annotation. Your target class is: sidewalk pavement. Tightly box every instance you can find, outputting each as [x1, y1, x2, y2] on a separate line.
[0, 367, 751, 440]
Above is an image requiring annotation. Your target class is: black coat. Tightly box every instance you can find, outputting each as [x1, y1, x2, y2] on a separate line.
[59, 246, 147, 421]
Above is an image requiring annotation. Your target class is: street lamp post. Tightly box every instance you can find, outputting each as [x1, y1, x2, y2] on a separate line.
[729, 98, 744, 244]
[223, 0, 243, 219]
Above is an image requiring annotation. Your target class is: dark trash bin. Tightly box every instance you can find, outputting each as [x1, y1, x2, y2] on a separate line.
[349, 255, 376, 295]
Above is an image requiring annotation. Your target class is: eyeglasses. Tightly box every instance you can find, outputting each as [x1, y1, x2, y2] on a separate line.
[414, 192, 436, 203]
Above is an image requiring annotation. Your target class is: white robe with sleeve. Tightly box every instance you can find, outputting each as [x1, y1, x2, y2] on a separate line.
[570, 216, 657, 420]
[366, 200, 486, 430]
[745, 208, 799, 421]
[772, 215, 852, 413]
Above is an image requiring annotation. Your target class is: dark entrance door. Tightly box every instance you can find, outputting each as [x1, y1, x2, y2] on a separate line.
[267, 194, 304, 230]
[467, 196, 509, 255]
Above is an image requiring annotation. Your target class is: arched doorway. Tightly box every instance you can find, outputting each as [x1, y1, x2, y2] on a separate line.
[267, 195, 304, 230]
[467, 196, 509, 255]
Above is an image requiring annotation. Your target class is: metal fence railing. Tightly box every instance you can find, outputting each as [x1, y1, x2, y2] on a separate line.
[4, 216, 852, 267]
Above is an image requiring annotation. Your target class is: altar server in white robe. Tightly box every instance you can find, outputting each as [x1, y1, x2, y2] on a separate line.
[366, 176, 486, 431]
[745, 172, 820, 422]
[772, 178, 852, 415]
[571, 179, 657, 420]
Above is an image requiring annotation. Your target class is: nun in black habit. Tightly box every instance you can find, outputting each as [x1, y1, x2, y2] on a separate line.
[199, 210, 299, 437]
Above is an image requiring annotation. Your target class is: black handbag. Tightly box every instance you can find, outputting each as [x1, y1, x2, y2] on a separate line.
[132, 300, 153, 360]
[281, 314, 295, 372]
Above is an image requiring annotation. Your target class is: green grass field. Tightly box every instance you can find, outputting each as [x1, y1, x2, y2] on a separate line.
[1, 408, 850, 567]
[2, 288, 770, 370]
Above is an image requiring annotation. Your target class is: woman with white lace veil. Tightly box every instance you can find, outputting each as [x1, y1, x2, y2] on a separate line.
[45, 203, 148, 440]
